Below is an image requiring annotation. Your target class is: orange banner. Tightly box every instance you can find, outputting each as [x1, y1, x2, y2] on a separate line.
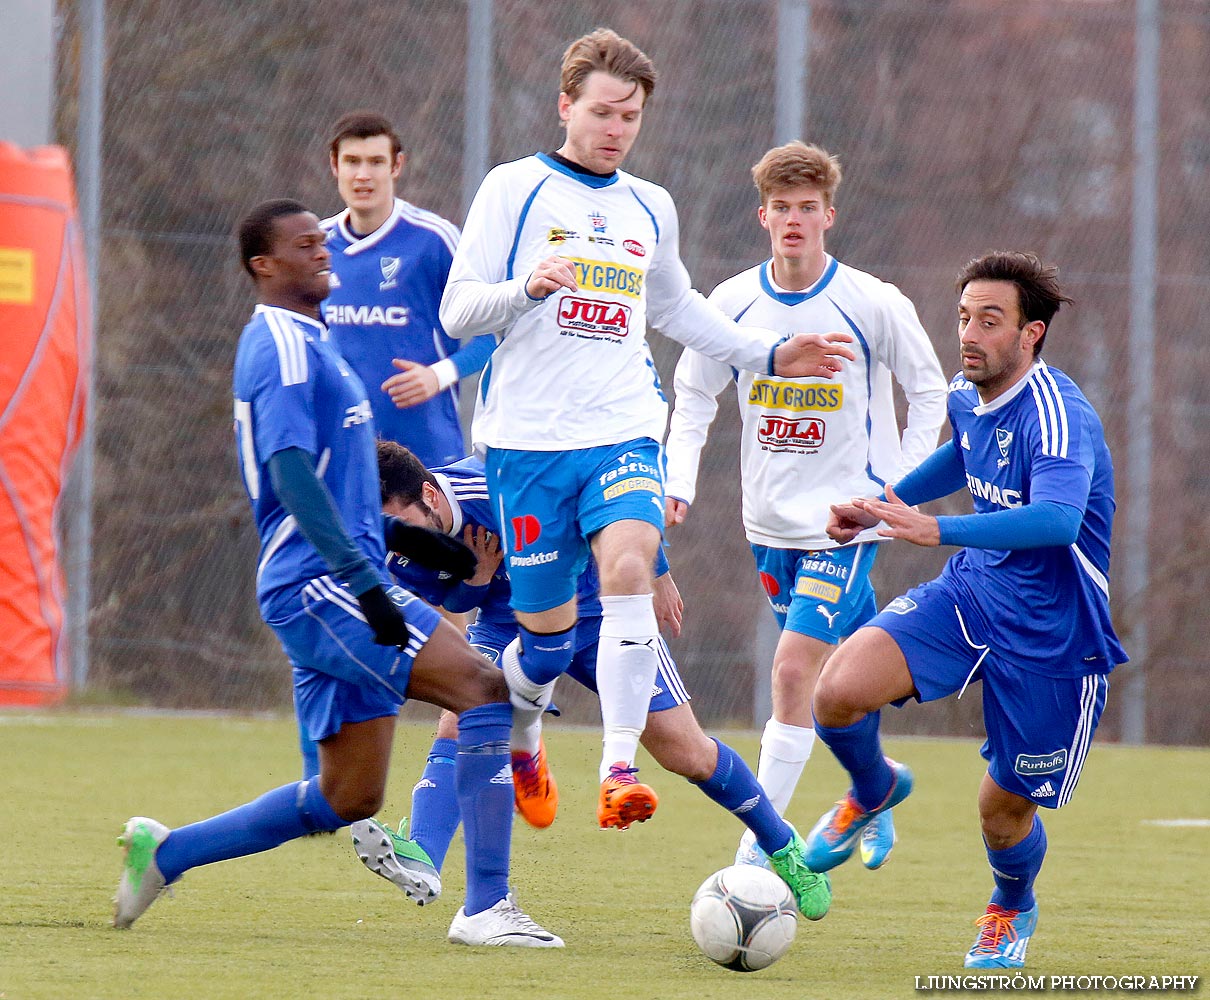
[0, 143, 90, 704]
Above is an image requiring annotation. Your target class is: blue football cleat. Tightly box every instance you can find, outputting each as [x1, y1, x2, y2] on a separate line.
[804, 759, 913, 872]
[858, 809, 897, 870]
[964, 903, 1038, 968]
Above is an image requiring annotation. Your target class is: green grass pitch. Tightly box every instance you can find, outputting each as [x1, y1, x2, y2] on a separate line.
[0, 712, 1205, 999]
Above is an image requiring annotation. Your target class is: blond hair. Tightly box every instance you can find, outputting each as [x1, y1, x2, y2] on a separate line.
[751, 141, 842, 207]
[560, 28, 656, 104]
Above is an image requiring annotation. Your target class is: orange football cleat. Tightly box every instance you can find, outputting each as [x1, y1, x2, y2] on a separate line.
[597, 762, 658, 831]
[511, 741, 558, 829]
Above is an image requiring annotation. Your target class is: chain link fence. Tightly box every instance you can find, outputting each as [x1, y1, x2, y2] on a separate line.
[51, 0, 1208, 743]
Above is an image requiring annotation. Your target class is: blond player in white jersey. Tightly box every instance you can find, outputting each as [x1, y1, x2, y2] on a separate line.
[439, 29, 855, 850]
[664, 141, 947, 869]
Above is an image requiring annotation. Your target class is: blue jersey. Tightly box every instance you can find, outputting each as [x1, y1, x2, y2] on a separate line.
[387, 456, 602, 621]
[940, 361, 1126, 677]
[321, 199, 495, 467]
[233, 305, 387, 617]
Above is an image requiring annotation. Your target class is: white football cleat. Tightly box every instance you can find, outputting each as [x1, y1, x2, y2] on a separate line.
[447, 892, 564, 948]
[113, 816, 171, 929]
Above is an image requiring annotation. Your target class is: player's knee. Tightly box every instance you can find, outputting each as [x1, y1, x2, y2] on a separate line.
[598, 550, 653, 595]
[454, 654, 509, 711]
[328, 785, 386, 822]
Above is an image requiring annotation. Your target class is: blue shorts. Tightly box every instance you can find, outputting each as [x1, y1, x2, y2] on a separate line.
[467, 615, 688, 714]
[871, 576, 1109, 808]
[486, 438, 665, 613]
[751, 542, 878, 641]
[272, 578, 441, 743]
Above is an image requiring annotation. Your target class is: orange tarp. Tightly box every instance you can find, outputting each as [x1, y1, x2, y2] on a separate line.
[0, 144, 90, 704]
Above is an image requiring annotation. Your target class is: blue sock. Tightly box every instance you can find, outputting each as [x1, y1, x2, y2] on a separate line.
[518, 623, 576, 685]
[409, 737, 460, 872]
[987, 815, 1047, 911]
[694, 739, 795, 856]
[156, 780, 344, 884]
[814, 710, 892, 810]
[455, 703, 513, 916]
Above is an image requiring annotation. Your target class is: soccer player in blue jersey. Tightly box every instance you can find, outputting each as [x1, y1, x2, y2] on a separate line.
[802, 251, 1127, 968]
[112, 199, 562, 948]
[322, 111, 495, 467]
[440, 28, 855, 852]
[349, 441, 832, 921]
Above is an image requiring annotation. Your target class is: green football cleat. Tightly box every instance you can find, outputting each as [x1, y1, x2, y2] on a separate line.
[768, 826, 832, 921]
[350, 817, 441, 905]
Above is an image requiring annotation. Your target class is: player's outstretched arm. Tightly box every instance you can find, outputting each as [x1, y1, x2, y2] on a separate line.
[772, 332, 857, 379]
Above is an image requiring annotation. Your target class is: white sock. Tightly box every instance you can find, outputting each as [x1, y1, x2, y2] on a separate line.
[596, 593, 659, 782]
[501, 638, 553, 754]
[755, 717, 816, 815]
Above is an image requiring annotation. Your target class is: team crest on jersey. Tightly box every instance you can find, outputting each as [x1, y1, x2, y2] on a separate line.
[996, 428, 1013, 467]
[588, 210, 607, 233]
[885, 596, 918, 615]
[379, 256, 401, 290]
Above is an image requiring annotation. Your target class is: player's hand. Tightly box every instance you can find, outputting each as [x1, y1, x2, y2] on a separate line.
[654, 571, 684, 639]
[356, 584, 411, 646]
[665, 498, 689, 529]
[525, 255, 578, 299]
[462, 525, 503, 586]
[384, 519, 478, 580]
[382, 359, 440, 408]
[826, 499, 881, 543]
[772, 332, 856, 379]
[851, 484, 940, 547]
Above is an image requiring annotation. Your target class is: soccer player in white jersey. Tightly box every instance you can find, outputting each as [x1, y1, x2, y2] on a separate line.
[438, 27, 856, 840]
[322, 111, 495, 469]
[805, 251, 1127, 968]
[664, 141, 947, 872]
[112, 200, 562, 948]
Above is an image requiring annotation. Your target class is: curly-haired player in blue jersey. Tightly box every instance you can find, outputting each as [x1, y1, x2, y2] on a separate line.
[112, 199, 562, 948]
[804, 251, 1127, 969]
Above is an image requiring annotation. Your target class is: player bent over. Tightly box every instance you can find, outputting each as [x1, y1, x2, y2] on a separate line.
[350, 443, 831, 921]
[113, 200, 561, 948]
[804, 252, 1126, 967]
[439, 28, 856, 830]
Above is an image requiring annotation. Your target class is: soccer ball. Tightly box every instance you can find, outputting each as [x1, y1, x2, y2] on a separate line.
[689, 865, 798, 972]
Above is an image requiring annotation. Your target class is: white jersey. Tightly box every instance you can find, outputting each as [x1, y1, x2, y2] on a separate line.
[439, 153, 782, 452]
[665, 257, 947, 550]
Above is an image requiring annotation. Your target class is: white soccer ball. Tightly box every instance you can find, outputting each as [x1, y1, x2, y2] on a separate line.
[689, 864, 798, 972]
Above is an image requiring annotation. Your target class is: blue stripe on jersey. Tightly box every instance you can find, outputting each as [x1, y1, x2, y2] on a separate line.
[832, 301, 881, 486]
[758, 256, 838, 305]
[732, 296, 760, 323]
[629, 189, 659, 242]
[536, 152, 620, 189]
[507, 176, 552, 281]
